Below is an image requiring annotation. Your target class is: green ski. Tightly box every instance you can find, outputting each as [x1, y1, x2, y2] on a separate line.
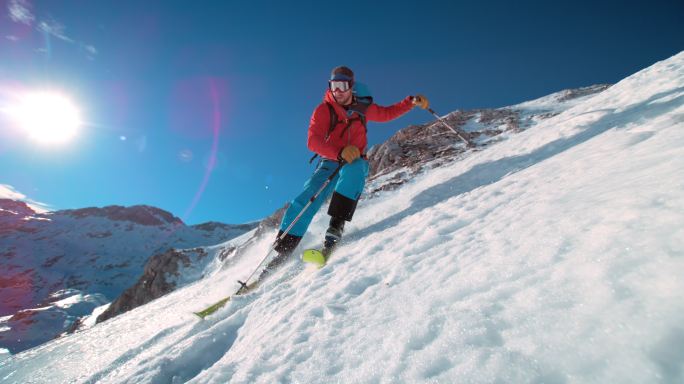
[194, 297, 231, 319]
[193, 281, 259, 319]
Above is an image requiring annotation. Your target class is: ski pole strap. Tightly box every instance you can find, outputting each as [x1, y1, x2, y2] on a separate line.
[234, 280, 249, 295]
[237, 280, 251, 294]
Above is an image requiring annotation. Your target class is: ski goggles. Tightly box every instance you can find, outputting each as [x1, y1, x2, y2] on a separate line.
[329, 80, 352, 92]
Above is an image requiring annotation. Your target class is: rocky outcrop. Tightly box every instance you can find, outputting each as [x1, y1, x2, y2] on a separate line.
[366, 108, 520, 186]
[96, 248, 207, 323]
[557, 84, 611, 102]
[365, 85, 610, 192]
[95, 209, 283, 323]
[0, 199, 35, 217]
[0, 199, 38, 234]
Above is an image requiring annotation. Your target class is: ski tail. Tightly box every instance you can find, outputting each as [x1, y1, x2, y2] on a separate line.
[193, 280, 259, 319]
[193, 297, 231, 319]
[302, 249, 327, 267]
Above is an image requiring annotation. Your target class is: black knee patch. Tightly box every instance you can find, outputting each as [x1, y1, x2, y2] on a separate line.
[327, 191, 359, 222]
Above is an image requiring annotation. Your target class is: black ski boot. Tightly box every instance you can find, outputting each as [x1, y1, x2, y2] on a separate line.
[257, 231, 302, 282]
[322, 217, 345, 259]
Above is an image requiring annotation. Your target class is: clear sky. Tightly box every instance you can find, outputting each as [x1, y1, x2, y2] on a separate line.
[0, 0, 682, 225]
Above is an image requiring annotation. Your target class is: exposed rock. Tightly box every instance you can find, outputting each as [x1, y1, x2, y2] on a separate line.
[366, 85, 609, 190]
[557, 84, 611, 102]
[0, 199, 35, 217]
[42, 254, 65, 268]
[96, 248, 206, 323]
[96, 205, 287, 323]
[0, 199, 37, 234]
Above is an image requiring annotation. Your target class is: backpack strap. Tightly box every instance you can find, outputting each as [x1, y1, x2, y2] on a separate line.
[310, 102, 340, 163]
[325, 102, 338, 141]
[327, 99, 372, 138]
[346, 96, 371, 134]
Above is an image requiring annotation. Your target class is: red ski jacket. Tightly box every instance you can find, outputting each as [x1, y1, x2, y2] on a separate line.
[307, 90, 414, 160]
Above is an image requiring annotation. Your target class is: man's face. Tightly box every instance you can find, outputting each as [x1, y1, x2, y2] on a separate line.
[330, 81, 353, 105]
[333, 88, 353, 105]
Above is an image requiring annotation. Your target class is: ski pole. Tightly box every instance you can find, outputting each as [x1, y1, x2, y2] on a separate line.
[235, 160, 346, 293]
[426, 107, 475, 147]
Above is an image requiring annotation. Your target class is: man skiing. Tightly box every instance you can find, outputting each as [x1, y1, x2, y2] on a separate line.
[260, 66, 428, 277]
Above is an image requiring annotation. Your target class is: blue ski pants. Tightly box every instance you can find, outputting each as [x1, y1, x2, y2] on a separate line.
[279, 158, 369, 237]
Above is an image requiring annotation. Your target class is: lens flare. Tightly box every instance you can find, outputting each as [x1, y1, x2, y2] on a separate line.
[182, 79, 222, 221]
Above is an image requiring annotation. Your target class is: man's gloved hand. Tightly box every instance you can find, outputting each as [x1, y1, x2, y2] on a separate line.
[412, 94, 429, 109]
[339, 145, 361, 163]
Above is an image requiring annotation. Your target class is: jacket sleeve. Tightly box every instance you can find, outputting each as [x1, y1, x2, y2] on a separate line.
[365, 96, 414, 122]
[307, 103, 341, 160]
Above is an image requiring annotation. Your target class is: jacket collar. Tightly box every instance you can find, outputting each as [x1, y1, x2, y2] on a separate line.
[324, 90, 354, 119]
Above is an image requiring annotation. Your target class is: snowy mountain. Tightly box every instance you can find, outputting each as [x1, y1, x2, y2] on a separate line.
[0, 202, 257, 354]
[1, 51, 683, 382]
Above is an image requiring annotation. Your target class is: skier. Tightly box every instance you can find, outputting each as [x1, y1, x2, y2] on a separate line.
[260, 66, 428, 278]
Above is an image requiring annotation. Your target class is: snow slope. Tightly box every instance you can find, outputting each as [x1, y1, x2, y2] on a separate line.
[1, 51, 683, 383]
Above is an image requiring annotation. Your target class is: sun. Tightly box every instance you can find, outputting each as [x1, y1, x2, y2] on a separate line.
[7, 91, 82, 145]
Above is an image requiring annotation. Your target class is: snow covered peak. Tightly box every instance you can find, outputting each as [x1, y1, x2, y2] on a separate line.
[0, 201, 256, 354]
[60, 204, 184, 227]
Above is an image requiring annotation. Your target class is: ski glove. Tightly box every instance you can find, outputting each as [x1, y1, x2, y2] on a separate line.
[339, 145, 361, 163]
[412, 94, 429, 109]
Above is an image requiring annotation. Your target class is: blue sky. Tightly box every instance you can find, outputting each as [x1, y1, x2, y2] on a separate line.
[0, 0, 682, 225]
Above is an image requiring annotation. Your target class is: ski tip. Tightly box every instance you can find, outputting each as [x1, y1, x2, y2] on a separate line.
[302, 249, 326, 267]
[193, 311, 208, 319]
